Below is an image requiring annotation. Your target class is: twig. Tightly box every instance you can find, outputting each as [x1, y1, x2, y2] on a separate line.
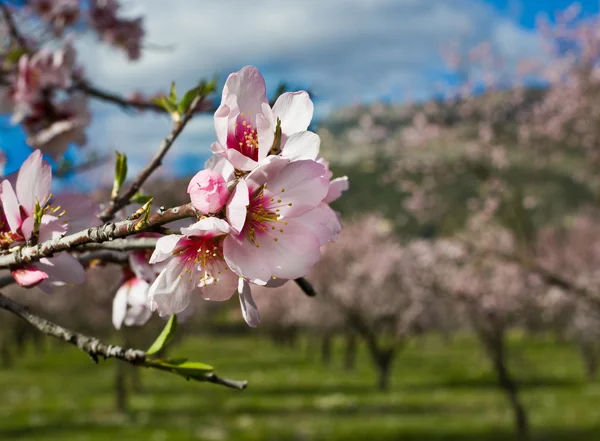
[76, 237, 159, 252]
[0, 291, 146, 363]
[0, 2, 29, 50]
[74, 80, 166, 113]
[0, 203, 197, 268]
[295, 277, 317, 297]
[99, 93, 207, 222]
[203, 373, 248, 390]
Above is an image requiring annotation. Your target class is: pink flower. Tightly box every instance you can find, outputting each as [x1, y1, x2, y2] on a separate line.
[187, 169, 229, 214]
[148, 218, 240, 314]
[24, 93, 91, 160]
[112, 269, 152, 330]
[127, 233, 165, 283]
[223, 156, 330, 285]
[89, 0, 144, 61]
[211, 66, 315, 171]
[0, 150, 90, 291]
[29, 0, 80, 35]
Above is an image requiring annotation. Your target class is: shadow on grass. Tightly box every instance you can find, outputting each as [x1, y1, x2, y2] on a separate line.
[406, 376, 582, 391]
[2, 422, 600, 441]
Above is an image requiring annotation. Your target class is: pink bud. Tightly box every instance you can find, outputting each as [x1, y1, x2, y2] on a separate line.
[187, 169, 229, 213]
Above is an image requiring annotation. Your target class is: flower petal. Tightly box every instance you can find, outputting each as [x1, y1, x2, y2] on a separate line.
[224, 234, 271, 284]
[36, 252, 85, 285]
[238, 278, 260, 327]
[181, 217, 230, 238]
[1, 180, 22, 233]
[324, 176, 350, 204]
[272, 91, 314, 135]
[226, 179, 249, 235]
[16, 150, 51, 216]
[112, 282, 129, 330]
[281, 131, 320, 161]
[11, 266, 48, 287]
[149, 258, 197, 316]
[150, 234, 183, 264]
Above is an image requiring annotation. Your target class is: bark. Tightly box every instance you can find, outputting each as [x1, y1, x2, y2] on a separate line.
[483, 332, 530, 441]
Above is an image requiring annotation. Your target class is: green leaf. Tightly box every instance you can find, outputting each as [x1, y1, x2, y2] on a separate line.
[130, 192, 153, 205]
[177, 86, 202, 115]
[112, 151, 128, 198]
[169, 81, 178, 103]
[269, 118, 282, 155]
[153, 96, 178, 114]
[146, 315, 178, 355]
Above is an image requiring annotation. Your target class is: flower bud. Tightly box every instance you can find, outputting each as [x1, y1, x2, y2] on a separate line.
[187, 169, 229, 213]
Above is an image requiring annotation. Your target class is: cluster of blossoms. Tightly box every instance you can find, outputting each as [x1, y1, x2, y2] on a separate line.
[144, 66, 348, 327]
[0, 150, 100, 291]
[0, 0, 145, 159]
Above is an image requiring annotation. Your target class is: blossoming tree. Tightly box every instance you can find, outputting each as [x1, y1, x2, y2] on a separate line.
[0, 1, 348, 390]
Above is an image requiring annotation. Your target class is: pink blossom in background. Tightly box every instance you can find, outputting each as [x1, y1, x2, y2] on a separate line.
[89, 0, 144, 61]
[112, 268, 152, 330]
[28, 0, 80, 35]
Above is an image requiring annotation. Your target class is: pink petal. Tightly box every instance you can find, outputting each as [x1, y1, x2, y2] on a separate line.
[124, 305, 152, 327]
[263, 160, 328, 218]
[224, 234, 271, 284]
[272, 91, 314, 135]
[11, 266, 48, 287]
[52, 193, 102, 233]
[36, 252, 85, 285]
[223, 66, 268, 118]
[256, 109, 275, 162]
[213, 105, 230, 146]
[16, 150, 51, 216]
[205, 155, 235, 182]
[281, 131, 321, 161]
[253, 219, 322, 280]
[1, 180, 22, 233]
[238, 278, 260, 327]
[112, 283, 129, 330]
[226, 148, 259, 171]
[200, 261, 239, 301]
[37, 214, 68, 242]
[149, 258, 198, 316]
[245, 155, 289, 191]
[324, 176, 350, 204]
[226, 179, 249, 235]
[181, 217, 230, 238]
[295, 203, 342, 245]
[150, 234, 183, 264]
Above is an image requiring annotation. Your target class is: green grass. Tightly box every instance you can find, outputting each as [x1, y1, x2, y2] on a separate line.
[1, 332, 600, 440]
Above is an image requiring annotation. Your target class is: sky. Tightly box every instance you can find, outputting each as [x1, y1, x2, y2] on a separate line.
[1, 0, 598, 184]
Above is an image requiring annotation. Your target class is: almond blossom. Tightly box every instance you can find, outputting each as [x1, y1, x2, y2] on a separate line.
[211, 65, 315, 171]
[147, 217, 261, 325]
[112, 268, 152, 330]
[223, 156, 330, 285]
[0, 150, 98, 291]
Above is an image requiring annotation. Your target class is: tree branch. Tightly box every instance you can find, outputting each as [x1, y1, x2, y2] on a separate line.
[99, 93, 208, 222]
[0, 2, 30, 50]
[0, 291, 146, 363]
[0, 203, 197, 268]
[74, 80, 166, 112]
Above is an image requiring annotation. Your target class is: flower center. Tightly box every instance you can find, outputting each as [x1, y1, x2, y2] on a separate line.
[245, 186, 291, 247]
[227, 113, 259, 161]
[175, 236, 227, 285]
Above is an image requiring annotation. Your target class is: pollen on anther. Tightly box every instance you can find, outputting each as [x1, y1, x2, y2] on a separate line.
[279, 229, 283, 233]
[274, 238, 278, 242]
[288, 203, 293, 206]
[281, 189, 285, 192]
[277, 199, 282, 203]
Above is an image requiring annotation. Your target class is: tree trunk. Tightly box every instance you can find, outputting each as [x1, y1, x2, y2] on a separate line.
[129, 364, 144, 393]
[485, 334, 529, 441]
[344, 333, 358, 372]
[0, 340, 12, 368]
[375, 350, 394, 391]
[115, 361, 128, 413]
[321, 333, 333, 365]
[578, 341, 598, 380]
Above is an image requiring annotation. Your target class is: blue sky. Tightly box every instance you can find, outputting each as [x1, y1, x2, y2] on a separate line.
[2, 0, 598, 184]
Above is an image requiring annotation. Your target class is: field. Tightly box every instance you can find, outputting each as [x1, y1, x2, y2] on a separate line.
[1, 333, 600, 441]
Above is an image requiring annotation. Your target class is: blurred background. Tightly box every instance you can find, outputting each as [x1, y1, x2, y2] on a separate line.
[5, 0, 600, 440]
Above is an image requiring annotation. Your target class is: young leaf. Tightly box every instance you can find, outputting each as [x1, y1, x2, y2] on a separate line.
[130, 192, 153, 205]
[169, 81, 178, 103]
[178, 86, 202, 115]
[111, 152, 128, 199]
[146, 314, 178, 355]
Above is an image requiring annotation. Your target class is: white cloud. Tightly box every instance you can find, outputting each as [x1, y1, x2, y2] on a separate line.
[77, 0, 542, 175]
